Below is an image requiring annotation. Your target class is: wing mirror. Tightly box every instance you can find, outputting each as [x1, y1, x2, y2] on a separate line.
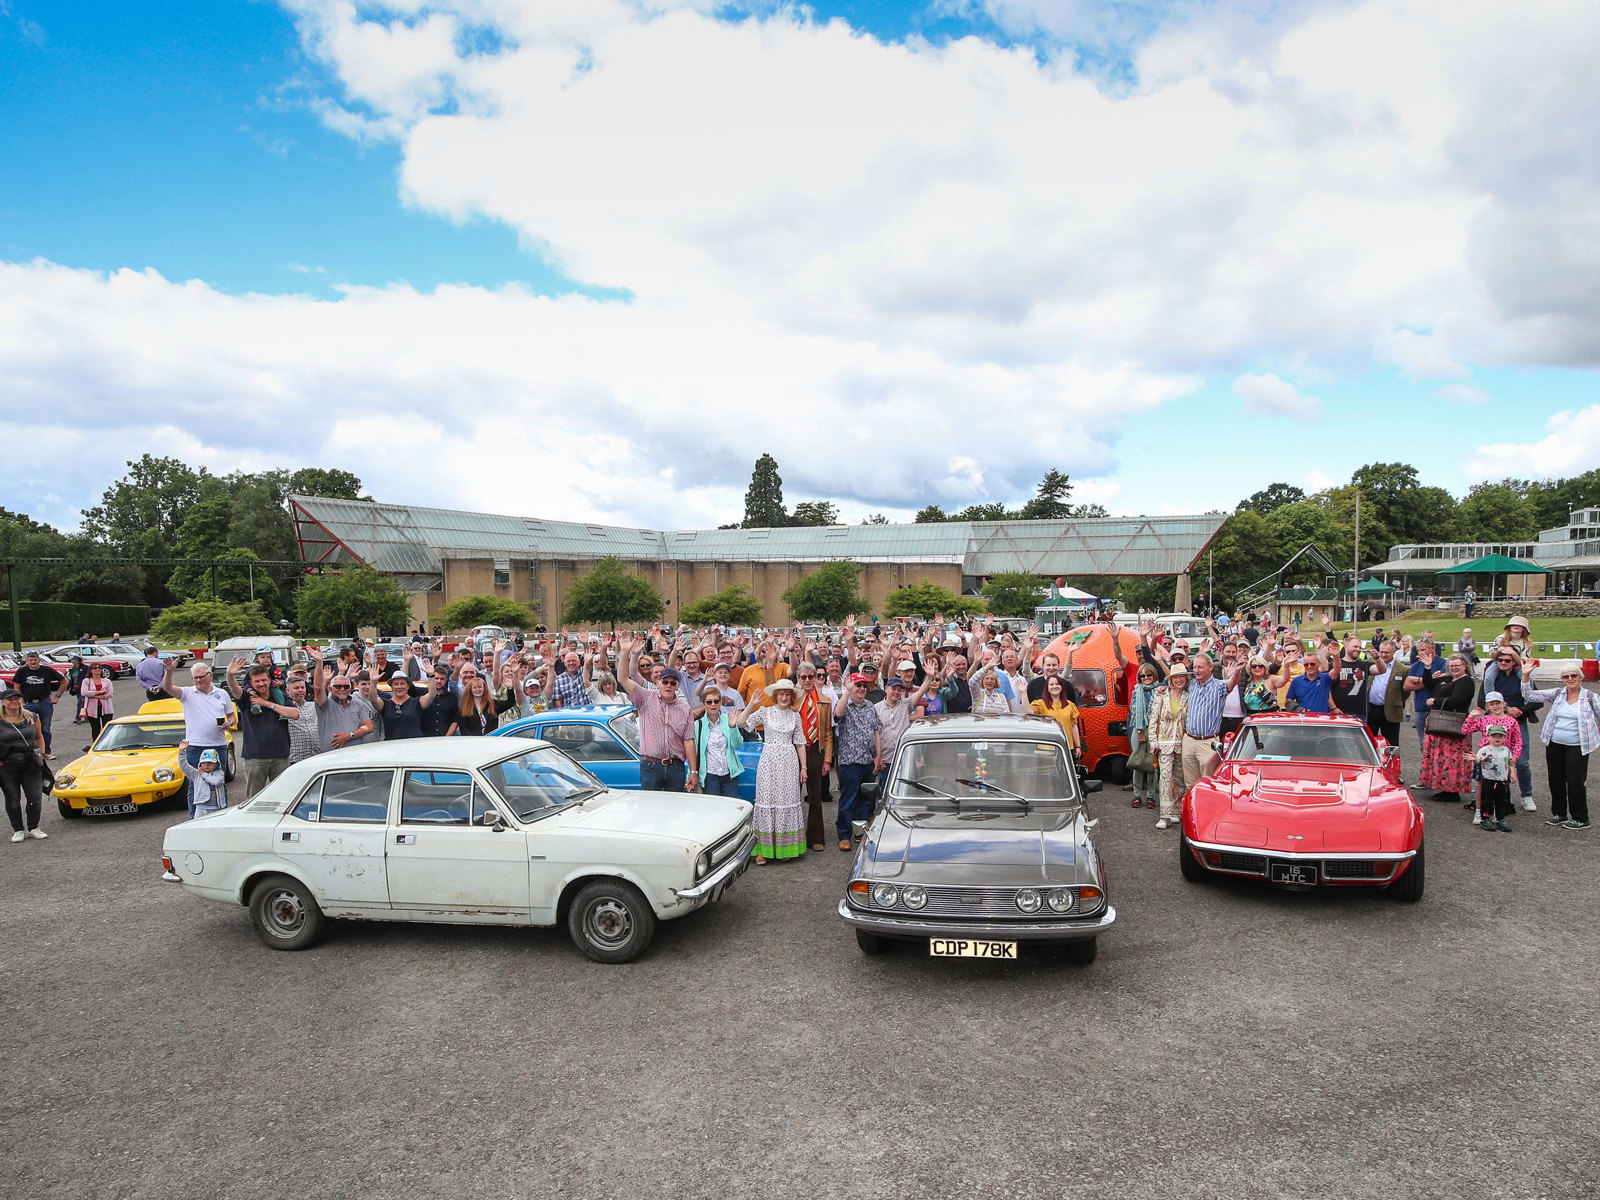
[482, 809, 505, 831]
[850, 820, 868, 841]
[1081, 779, 1103, 794]
[859, 780, 880, 799]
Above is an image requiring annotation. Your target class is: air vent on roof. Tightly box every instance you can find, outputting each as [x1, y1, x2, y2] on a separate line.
[824, 527, 848, 536]
[745, 529, 770, 539]
[586, 525, 608, 537]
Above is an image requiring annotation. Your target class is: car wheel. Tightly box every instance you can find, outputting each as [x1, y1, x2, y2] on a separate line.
[567, 879, 657, 964]
[57, 798, 81, 820]
[1178, 834, 1208, 883]
[854, 929, 892, 956]
[1099, 754, 1130, 786]
[1064, 937, 1098, 966]
[224, 744, 237, 783]
[1386, 842, 1425, 902]
[247, 875, 325, 951]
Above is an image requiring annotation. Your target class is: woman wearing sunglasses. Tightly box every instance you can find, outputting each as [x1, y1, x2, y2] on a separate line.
[693, 684, 746, 800]
[1522, 659, 1600, 830]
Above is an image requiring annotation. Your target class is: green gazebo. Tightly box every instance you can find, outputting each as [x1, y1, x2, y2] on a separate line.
[1439, 553, 1550, 599]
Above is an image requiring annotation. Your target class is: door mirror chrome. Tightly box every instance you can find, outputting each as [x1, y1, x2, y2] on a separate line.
[482, 810, 505, 830]
[850, 820, 868, 841]
[1082, 779, 1103, 794]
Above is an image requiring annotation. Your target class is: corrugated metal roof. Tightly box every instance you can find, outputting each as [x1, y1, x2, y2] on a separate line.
[290, 496, 1226, 577]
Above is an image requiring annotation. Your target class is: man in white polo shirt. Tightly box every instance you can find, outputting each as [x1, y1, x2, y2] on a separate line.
[162, 657, 236, 770]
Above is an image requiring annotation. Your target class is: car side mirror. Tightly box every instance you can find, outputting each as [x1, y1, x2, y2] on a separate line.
[82, 744, 92, 753]
[482, 810, 505, 830]
[851, 820, 868, 841]
[1082, 779, 1103, 794]
[859, 780, 880, 799]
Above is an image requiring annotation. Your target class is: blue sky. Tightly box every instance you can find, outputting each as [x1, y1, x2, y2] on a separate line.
[1, 0, 1597, 534]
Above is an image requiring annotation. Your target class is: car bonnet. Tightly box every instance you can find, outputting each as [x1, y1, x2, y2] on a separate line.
[865, 805, 1088, 883]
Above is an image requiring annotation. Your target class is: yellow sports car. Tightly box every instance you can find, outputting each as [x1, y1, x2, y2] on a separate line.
[52, 699, 236, 819]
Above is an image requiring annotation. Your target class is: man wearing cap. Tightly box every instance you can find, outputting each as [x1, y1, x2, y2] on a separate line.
[162, 656, 236, 770]
[875, 672, 930, 787]
[12, 650, 68, 758]
[307, 648, 375, 752]
[618, 637, 695, 791]
[832, 673, 883, 851]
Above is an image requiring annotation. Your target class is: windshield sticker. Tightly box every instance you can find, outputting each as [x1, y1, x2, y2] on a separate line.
[1254, 754, 1291, 761]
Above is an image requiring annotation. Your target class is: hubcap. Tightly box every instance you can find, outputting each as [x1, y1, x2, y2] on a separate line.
[263, 888, 305, 937]
[585, 897, 633, 948]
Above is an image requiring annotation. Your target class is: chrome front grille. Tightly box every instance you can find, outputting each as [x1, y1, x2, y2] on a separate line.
[909, 886, 1079, 919]
[708, 819, 752, 868]
[1323, 859, 1387, 879]
[1216, 852, 1268, 875]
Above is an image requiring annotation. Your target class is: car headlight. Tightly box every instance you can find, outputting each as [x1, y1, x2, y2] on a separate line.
[1014, 888, 1042, 914]
[871, 882, 900, 908]
[695, 851, 711, 880]
[53, 773, 75, 790]
[900, 885, 927, 910]
[1047, 887, 1076, 913]
[152, 768, 176, 784]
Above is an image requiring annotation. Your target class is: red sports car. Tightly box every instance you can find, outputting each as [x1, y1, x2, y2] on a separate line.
[1179, 711, 1425, 901]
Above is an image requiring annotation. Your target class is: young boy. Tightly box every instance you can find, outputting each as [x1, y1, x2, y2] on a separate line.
[1472, 725, 1514, 833]
[1462, 692, 1524, 824]
[177, 741, 229, 817]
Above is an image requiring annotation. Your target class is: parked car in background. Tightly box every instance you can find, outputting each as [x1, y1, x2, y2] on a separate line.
[159, 738, 755, 962]
[52, 698, 237, 819]
[43, 643, 137, 677]
[204, 635, 310, 677]
[0, 651, 21, 684]
[493, 706, 762, 802]
[103, 641, 190, 668]
[1179, 711, 1424, 900]
[838, 714, 1115, 964]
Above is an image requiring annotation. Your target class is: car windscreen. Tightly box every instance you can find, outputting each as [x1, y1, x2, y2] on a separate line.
[480, 747, 605, 820]
[95, 721, 184, 751]
[1230, 722, 1379, 766]
[890, 739, 1075, 803]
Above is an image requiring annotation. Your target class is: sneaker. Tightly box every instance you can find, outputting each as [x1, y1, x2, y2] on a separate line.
[1563, 820, 1592, 830]
[1155, 817, 1171, 830]
[25, 828, 46, 840]
[1471, 812, 1482, 826]
[1546, 814, 1569, 825]
[9, 830, 23, 843]
[1130, 796, 1142, 808]
[1144, 797, 1156, 808]
[1522, 797, 1537, 812]
[1479, 816, 1495, 831]
[1497, 820, 1513, 832]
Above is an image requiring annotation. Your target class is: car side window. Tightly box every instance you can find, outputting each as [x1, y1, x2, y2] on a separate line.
[400, 770, 472, 827]
[471, 783, 504, 827]
[539, 723, 631, 762]
[316, 770, 395, 823]
[290, 777, 323, 822]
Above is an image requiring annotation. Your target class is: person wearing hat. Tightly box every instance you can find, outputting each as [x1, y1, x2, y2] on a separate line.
[739, 678, 807, 862]
[617, 637, 695, 792]
[875, 672, 930, 787]
[831, 673, 883, 851]
[252, 644, 287, 691]
[1, 687, 48, 841]
[1468, 723, 1514, 831]
[1148, 662, 1190, 830]
[176, 740, 229, 817]
[11, 649, 67, 759]
[1464, 697, 1524, 827]
[1494, 616, 1534, 661]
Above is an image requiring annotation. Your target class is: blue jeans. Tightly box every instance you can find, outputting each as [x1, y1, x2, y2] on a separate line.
[1514, 716, 1532, 799]
[639, 759, 686, 792]
[24, 701, 53, 755]
[701, 771, 740, 797]
[836, 762, 874, 838]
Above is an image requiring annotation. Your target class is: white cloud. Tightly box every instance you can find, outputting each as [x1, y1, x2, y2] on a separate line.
[1232, 372, 1321, 422]
[1379, 328, 1469, 380]
[1435, 382, 1488, 404]
[1302, 469, 1336, 494]
[1463, 405, 1600, 481]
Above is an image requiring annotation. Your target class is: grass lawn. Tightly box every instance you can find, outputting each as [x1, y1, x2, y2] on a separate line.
[1320, 613, 1599, 655]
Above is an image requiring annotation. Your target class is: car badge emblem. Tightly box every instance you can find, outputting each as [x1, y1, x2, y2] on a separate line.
[1285, 835, 1305, 840]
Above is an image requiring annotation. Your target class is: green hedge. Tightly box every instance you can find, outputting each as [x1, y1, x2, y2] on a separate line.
[0, 602, 151, 643]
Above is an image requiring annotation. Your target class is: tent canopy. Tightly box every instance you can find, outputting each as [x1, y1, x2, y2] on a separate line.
[1438, 554, 1550, 575]
[1343, 578, 1395, 595]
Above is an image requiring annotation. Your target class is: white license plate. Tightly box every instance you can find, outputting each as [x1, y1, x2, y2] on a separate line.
[929, 938, 1018, 959]
[84, 802, 139, 816]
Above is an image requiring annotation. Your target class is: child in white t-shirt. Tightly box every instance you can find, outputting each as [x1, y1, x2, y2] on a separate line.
[1472, 726, 1514, 833]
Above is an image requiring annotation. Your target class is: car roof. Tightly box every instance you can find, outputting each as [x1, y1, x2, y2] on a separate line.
[287, 738, 556, 770]
[899, 713, 1068, 743]
[501, 704, 635, 726]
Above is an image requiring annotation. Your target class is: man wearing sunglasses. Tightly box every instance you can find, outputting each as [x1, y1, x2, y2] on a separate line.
[308, 647, 376, 753]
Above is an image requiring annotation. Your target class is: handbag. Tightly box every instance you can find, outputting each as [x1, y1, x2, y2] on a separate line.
[1127, 741, 1153, 773]
[1424, 709, 1468, 737]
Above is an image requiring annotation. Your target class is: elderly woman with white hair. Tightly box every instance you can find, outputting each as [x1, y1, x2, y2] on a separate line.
[740, 678, 808, 864]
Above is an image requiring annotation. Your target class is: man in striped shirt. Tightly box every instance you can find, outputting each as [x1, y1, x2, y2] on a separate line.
[1181, 652, 1238, 791]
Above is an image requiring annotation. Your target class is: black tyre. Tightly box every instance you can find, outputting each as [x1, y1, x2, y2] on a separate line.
[248, 875, 326, 950]
[854, 928, 892, 956]
[567, 879, 657, 964]
[57, 798, 82, 820]
[1386, 842, 1425, 902]
[1099, 755, 1130, 786]
[224, 744, 237, 783]
[1064, 937, 1098, 966]
[1179, 835, 1207, 883]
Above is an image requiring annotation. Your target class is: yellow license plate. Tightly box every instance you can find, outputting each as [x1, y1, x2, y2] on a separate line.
[929, 938, 1017, 959]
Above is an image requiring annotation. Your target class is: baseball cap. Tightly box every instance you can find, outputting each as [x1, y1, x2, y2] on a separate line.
[1486, 724, 1507, 735]
[657, 669, 682, 685]
[0, 688, 20, 701]
[198, 748, 220, 765]
[1484, 691, 1504, 704]
[255, 644, 272, 655]
[859, 661, 878, 674]
[896, 661, 916, 672]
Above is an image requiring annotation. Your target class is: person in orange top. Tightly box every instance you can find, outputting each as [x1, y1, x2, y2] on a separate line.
[738, 639, 791, 710]
[1030, 673, 1082, 754]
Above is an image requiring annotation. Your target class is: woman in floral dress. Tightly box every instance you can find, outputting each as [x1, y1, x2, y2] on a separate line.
[739, 678, 808, 864]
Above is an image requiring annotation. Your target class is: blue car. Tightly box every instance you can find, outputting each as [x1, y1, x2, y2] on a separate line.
[492, 705, 762, 801]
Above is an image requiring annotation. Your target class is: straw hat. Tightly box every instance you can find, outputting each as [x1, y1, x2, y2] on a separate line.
[765, 678, 797, 697]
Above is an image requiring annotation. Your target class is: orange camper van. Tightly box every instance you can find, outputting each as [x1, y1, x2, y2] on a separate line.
[1039, 623, 1140, 784]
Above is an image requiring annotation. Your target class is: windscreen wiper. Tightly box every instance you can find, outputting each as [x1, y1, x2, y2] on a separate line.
[565, 786, 605, 807]
[902, 778, 957, 801]
[956, 778, 1031, 812]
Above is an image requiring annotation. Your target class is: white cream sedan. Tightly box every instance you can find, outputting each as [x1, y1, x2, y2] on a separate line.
[160, 739, 754, 963]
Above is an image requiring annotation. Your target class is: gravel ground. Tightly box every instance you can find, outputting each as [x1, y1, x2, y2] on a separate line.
[3, 678, 1597, 1200]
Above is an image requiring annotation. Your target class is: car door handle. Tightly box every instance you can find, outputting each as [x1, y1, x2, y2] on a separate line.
[395, 834, 416, 844]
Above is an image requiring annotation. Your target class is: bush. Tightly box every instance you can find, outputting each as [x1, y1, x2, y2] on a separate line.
[149, 600, 275, 644]
[0, 601, 150, 643]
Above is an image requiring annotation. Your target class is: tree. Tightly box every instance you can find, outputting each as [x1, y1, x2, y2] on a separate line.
[149, 599, 274, 644]
[296, 567, 414, 636]
[561, 556, 664, 630]
[287, 467, 366, 501]
[882, 581, 978, 619]
[789, 500, 839, 527]
[166, 496, 235, 601]
[678, 584, 763, 627]
[981, 572, 1046, 617]
[742, 453, 787, 528]
[1457, 481, 1536, 542]
[438, 595, 539, 631]
[913, 505, 948, 523]
[953, 502, 1010, 522]
[81, 454, 210, 606]
[862, 513, 890, 525]
[1237, 483, 1305, 516]
[782, 561, 868, 623]
[1018, 469, 1075, 521]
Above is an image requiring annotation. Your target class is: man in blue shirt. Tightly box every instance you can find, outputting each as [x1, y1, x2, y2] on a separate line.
[1273, 648, 1334, 713]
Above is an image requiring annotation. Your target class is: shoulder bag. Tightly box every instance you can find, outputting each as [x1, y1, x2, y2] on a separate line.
[1424, 709, 1467, 738]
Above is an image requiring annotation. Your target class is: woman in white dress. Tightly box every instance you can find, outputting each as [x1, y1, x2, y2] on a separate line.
[739, 678, 808, 864]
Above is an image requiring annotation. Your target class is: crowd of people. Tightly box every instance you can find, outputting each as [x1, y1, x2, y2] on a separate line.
[2, 608, 1594, 849]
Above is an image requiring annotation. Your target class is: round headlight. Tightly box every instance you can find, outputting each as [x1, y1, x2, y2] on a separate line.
[871, 883, 900, 908]
[900, 885, 927, 910]
[1047, 888, 1075, 913]
[1015, 888, 1042, 914]
[694, 851, 711, 880]
[53, 773, 75, 790]
[152, 768, 176, 784]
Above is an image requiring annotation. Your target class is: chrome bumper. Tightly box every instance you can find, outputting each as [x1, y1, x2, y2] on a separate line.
[674, 830, 757, 901]
[837, 898, 1115, 942]
[1187, 838, 1417, 862]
